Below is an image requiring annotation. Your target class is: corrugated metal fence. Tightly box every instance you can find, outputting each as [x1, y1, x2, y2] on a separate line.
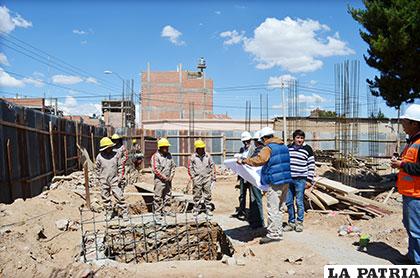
[0, 99, 107, 204]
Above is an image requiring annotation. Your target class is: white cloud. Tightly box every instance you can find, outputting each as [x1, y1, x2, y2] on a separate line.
[0, 67, 24, 87]
[268, 74, 296, 88]
[215, 11, 222, 15]
[0, 6, 32, 34]
[309, 80, 318, 86]
[220, 30, 245, 45]
[52, 74, 83, 85]
[60, 95, 101, 116]
[298, 93, 326, 103]
[51, 74, 99, 85]
[22, 77, 44, 87]
[85, 77, 98, 84]
[161, 25, 185, 46]
[73, 29, 87, 35]
[80, 40, 88, 45]
[0, 52, 10, 66]
[241, 17, 354, 73]
[33, 71, 45, 78]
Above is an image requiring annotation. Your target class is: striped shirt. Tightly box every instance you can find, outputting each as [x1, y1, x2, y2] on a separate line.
[288, 143, 315, 183]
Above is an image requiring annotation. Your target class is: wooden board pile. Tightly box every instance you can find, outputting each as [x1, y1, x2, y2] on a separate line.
[104, 219, 234, 263]
[306, 177, 395, 219]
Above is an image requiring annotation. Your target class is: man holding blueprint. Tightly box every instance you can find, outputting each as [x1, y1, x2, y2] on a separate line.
[237, 127, 292, 245]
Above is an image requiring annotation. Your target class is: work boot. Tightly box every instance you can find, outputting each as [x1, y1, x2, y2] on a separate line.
[295, 221, 303, 232]
[283, 222, 296, 232]
[259, 236, 282, 245]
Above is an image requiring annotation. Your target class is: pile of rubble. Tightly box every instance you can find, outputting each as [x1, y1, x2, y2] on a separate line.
[306, 177, 395, 219]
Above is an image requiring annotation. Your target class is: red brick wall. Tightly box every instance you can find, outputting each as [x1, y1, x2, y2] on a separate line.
[141, 71, 213, 121]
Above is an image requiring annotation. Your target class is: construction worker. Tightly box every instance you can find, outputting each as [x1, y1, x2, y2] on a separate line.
[188, 139, 216, 217]
[96, 137, 128, 221]
[128, 139, 144, 184]
[151, 138, 176, 215]
[391, 103, 420, 265]
[284, 129, 315, 233]
[111, 133, 128, 190]
[247, 131, 265, 229]
[231, 131, 253, 220]
[238, 127, 292, 244]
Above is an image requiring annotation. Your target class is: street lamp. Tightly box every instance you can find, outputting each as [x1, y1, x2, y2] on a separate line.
[104, 70, 126, 128]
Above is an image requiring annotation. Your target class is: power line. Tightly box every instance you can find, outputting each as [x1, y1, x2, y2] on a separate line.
[4, 69, 119, 98]
[0, 32, 121, 91]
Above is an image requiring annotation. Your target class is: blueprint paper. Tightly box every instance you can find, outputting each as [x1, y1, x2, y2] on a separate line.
[223, 159, 269, 191]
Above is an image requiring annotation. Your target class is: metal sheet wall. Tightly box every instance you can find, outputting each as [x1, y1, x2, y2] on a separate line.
[0, 99, 107, 204]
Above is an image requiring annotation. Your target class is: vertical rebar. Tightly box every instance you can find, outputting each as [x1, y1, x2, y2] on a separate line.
[129, 216, 139, 263]
[204, 210, 213, 260]
[141, 214, 149, 263]
[79, 208, 87, 263]
[174, 212, 181, 260]
[185, 211, 191, 260]
[194, 213, 201, 260]
[92, 210, 99, 260]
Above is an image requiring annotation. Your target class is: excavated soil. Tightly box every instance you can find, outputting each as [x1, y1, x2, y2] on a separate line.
[0, 166, 407, 278]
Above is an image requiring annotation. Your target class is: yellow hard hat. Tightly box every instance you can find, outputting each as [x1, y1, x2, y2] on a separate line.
[111, 133, 121, 140]
[132, 139, 137, 144]
[157, 138, 171, 148]
[99, 137, 115, 151]
[194, 139, 206, 149]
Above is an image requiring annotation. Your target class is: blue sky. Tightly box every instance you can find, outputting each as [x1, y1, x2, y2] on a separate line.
[0, 0, 408, 120]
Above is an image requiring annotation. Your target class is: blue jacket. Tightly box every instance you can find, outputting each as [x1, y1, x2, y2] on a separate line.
[244, 137, 292, 186]
[261, 142, 292, 186]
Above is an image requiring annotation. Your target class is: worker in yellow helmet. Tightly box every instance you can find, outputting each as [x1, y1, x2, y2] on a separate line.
[96, 137, 128, 221]
[126, 138, 144, 184]
[111, 133, 128, 191]
[151, 138, 176, 217]
[188, 139, 216, 217]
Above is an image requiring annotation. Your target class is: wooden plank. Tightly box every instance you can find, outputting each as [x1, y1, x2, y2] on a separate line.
[83, 162, 91, 209]
[304, 190, 326, 210]
[90, 131, 95, 163]
[134, 182, 193, 200]
[307, 209, 365, 216]
[346, 193, 394, 212]
[49, 121, 56, 176]
[383, 187, 395, 204]
[312, 189, 339, 206]
[64, 135, 68, 175]
[315, 177, 358, 194]
[0, 119, 49, 135]
[6, 139, 13, 201]
[27, 171, 54, 183]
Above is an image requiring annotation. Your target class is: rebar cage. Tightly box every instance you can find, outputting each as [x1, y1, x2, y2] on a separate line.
[79, 203, 234, 264]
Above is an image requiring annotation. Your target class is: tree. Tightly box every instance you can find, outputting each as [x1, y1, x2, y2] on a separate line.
[349, 0, 420, 109]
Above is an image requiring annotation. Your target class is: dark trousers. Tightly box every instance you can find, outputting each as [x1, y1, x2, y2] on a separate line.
[248, 185, 264, 228]
[238, 178, 250, 215]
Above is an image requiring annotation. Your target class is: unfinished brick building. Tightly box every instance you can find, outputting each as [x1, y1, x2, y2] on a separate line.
[141, 63, 213, 121]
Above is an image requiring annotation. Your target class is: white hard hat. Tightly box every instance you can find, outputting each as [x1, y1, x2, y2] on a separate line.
[252, 131, 260, 140]
[260, 127, 274, 138]
[401, 104, 420, 122]
[241, 131, 252, 142]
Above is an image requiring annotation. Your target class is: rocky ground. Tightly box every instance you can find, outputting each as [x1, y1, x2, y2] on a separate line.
[0, 166, 407, 278]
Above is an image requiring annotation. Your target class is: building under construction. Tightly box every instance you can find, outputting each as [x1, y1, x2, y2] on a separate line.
[102, 99, 136, 128]
[141, 60, 214, 121]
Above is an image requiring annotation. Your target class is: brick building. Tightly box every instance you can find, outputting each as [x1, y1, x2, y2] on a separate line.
[141, 63, 213, 121]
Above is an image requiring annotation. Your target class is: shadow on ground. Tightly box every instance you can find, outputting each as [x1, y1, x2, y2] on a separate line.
[224, 225, 266, 242]
[357, 241, 406, 264]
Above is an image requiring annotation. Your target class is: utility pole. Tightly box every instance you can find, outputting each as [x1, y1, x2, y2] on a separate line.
[281, 82, 287, 142]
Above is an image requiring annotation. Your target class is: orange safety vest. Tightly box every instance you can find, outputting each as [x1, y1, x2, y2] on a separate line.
[397, 137, 420, 198]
